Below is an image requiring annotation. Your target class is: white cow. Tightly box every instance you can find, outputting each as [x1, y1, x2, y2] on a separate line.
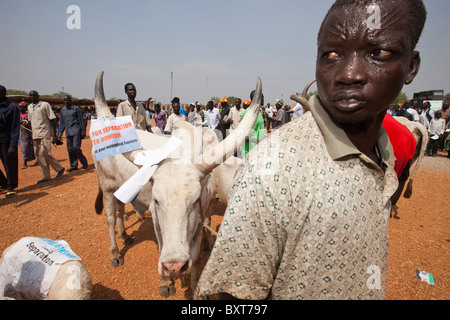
[93, 71, 262, 297]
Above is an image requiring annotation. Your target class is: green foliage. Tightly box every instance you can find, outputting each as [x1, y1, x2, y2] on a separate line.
[393, 91, 408, 105]
[7, 89, 27, 95]
[444, 93, 450, 103]
[41, 91, 78, 100]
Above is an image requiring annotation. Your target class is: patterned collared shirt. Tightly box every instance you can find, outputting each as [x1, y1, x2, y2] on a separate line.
[197, 96, 398, 300]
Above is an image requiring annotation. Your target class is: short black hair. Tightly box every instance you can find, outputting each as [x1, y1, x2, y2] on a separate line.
[124, 83, 135, 91]
[318, 0, 427, 50]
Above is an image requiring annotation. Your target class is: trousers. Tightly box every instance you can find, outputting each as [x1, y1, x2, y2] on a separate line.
[0, 142, 18, 191]
[66, 134, 88, 169]
[33, 138, 63, 180]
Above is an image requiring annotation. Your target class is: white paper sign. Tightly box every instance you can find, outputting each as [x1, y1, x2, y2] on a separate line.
[114, 136, 183, 204]
[90, 116, 142, 161]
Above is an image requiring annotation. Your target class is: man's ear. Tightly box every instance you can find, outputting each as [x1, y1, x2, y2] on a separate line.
[405, 51, 421, 85]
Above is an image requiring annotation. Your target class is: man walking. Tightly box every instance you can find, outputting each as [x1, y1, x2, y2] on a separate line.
[28, 90, 65, 184]
[58, 95, 88, 171]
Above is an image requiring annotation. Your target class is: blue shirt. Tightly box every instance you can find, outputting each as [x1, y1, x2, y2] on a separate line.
[58, 105, 85, 137]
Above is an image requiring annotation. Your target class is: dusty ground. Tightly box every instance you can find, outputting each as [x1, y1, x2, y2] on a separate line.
[0, 127, 448, 300]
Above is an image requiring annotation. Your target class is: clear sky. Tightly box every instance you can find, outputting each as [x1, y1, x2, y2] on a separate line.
[1, 0, 449, 105]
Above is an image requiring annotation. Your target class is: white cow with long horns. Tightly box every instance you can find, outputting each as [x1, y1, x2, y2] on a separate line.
[92, 71, 262, 297]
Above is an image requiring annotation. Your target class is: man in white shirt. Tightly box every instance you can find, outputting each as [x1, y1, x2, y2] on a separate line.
[420, 101, 435, 129]
[404, 100, 420, 121]
[229, 98, 245, 133]
[205, 100, 220, 130]
[164, 102, 185, 134]
[287, 102, 304, 119]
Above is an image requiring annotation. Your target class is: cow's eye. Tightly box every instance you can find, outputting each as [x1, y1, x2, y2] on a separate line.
[154, 200, 159, 206]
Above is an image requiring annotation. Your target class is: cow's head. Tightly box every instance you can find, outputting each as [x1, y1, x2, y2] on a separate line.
[149, 160, 205, 278]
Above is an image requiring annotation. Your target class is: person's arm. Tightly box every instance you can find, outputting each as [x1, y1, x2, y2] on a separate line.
[76, 107, 85, 138]
[57, 111, 65, 139]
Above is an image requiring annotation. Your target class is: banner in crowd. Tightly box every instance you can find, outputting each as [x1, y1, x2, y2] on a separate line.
[90, 116, 141, 161]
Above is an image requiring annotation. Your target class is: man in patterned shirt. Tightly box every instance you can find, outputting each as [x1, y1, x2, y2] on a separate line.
[196, 0, 426, 300]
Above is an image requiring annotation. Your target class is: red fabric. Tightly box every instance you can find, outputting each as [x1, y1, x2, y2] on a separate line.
[382, 114, 416, 178]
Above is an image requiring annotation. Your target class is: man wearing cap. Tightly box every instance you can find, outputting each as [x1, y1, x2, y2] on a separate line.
[164, 101, 185, 134]
[271, 99, 286, 130]
[205, 100, 221, 137]
[171, 97, 186, 117]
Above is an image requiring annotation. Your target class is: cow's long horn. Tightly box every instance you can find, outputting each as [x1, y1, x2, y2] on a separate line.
[290, 79, 316, 112]
[95, 71, 114, 119]
[195, 77, 263, 175]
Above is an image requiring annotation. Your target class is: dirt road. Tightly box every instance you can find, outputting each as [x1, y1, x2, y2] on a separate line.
[0, 131, 448, 300]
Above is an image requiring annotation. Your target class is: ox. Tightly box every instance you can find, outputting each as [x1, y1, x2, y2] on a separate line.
[92, 71, 262, 297]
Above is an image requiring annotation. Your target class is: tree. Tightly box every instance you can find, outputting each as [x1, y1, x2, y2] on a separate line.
[6, 89, 28, 95]
[444, 93, 450, 103]
[41, 91, 77, 100]
[392, 91, 408, 105]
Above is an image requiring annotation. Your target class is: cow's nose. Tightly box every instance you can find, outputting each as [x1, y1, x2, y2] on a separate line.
[162, 261, 189, 278]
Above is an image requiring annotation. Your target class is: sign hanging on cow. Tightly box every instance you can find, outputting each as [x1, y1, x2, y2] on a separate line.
[90, 116, 141, 161]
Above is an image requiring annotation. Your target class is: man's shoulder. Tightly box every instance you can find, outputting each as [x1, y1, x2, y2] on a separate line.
[117, 101, 128, 108]
[39, 101, 51, 108]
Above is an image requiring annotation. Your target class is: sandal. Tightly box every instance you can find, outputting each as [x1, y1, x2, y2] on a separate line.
[6, 191, 17, 198]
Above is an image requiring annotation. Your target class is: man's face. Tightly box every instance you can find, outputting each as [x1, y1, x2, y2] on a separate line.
[29, 91, 39, 104]
[235, 98, 241, 108]
[125, 85, 137, 100]
[316, 1, 420, 126]
[173, 103, 180, 115]
[63, 96, 72, 107]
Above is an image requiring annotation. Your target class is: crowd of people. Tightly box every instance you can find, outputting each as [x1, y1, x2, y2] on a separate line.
[1, 79, 450, 201]
[0, 80, 307, 200]
[0, 87, 89, 198]
[388, 100, 450, 157]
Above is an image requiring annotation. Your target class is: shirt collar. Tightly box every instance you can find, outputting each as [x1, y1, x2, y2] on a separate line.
[309, 95, 395, 169]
